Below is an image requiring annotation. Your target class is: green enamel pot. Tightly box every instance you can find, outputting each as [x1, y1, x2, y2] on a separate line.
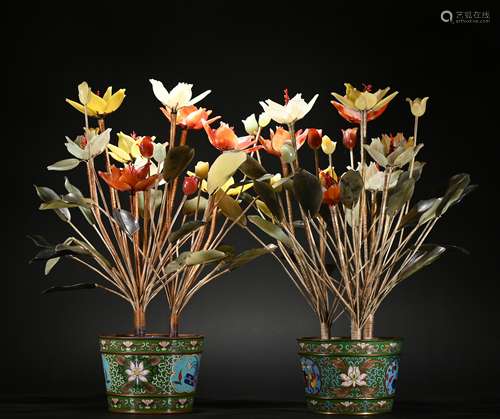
[298, 337, 402, 415]
[99, 334, 203, 414]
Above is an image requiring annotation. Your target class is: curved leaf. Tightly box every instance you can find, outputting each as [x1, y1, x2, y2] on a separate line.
[47, 158, 81, 171]
[398, 197, 438, 229]
[293, 169, 323, 215]
[34, 185, 71, 222]
[163, 145, 195, 182]
[45, 257, 60, 275]
[27, 234, 52, 248]
[339, 170, 363, 209]
[253, 180, 282, 220]
[113, 208, 139, 237]
[225, 244, 277, 271]
[214, 190, 246, 225]
[398, 245, 446, 281]
[168, 220, 206, 243]
[42, 283, 98, 294]
[182, 250, 227, 266]
[239, 156, 267, 179]
[386, 178, 415, 215]
[436, 173, 471, 216]
[31, 243, 90, 263]
[64, 177, 96, 225]
[207, 151, 246, 194]
[248, 215, 292, 247]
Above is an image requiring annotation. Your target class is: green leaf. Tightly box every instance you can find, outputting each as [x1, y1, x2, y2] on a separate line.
[42, 283, 98, 294]
[31, 243, 91, 263]
[164, 249, 227, 275]
[207, 151, 247, 194]
[45, 257, 60, 275]
[418, 198, 442, 225]
[214, 190, 247, 225]
[293, 169, 323, 215]
[168, 220, 206, 243]
[453, 184, 478, 206]
[399, 197, 439, 229]
[137, 190, 163, 218]
[239, 155, 267, 179]
[182, 196, 208, 215]
[253, 180, 282, 220]
[436, 173, 471, 216]
[386, 178, 415, 215]
[163, 145, 195, 182]
[64, 177, 95, 225]
[47, 158, 81, 171]
[39, 200, 80, 210]
[113, 208, 139, 237]
[339, 170, 363, 209]
[397, 161, 426, 184]
[225, 245, 277, 271]
[248, 215, 292, 247]
[34, 185, 71, 222]
[398, 245, 446, 281]
[27, 234, 52, 248]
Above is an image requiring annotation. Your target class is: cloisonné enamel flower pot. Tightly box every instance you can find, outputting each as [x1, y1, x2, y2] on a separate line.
[298, 337, 402, 415]
[99, 334, 203, 414]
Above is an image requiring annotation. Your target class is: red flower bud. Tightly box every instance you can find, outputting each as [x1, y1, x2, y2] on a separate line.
[307, 128, 322, 150]
[341, 127, 358, 151]
[139, 136, 154, 158]
[323, 183, 341, 206]
[182, 176, 199, 196]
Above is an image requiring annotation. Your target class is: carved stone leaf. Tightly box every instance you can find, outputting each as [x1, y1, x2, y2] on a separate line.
[113, 208, 139, 237]
[386, 178, 415, 215]
[168, 220, 205, 243]
[436, 173, 471, 216]
[182, 196, 208, 215]
[340, 170, 364, 209]
[248, 215, 292, 247]
[399, 197, 439, 229]
[253, 180, 282, 220]
[42, 282, 98, 294]
[214, 190, 247, 225]
[207, 151, 247, 194]
[239, 155, 267, 179]
[398, 244, 446, 281]
[163, 145, 195, 182]
[47, 158, 81, 171]
[225, 245, 277, 271]
[34, 185, 71, 222]
[293, 169, 323, 215]
[64, 177, 95, 225]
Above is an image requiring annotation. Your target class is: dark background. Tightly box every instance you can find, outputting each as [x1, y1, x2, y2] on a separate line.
[4, 0, 499, 410]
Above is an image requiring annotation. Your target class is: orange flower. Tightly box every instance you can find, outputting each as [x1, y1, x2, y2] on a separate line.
[161, 105, 220, 130]
[202, 120, 257, 152]
[259, 127, 309, 157]
[99, 163, 160, 192]
[323, 183, 341, 206]
[331, 101, 389, 124]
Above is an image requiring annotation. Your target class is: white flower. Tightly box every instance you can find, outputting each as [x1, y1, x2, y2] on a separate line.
[78, 81, 91, 105]
[242, 114, 259, 135]
[258, 112, 271, 127]
[340, 366, 367, 387]
[348, 162, 401, 192]
[149, 79, 211, 111]
[341, 401, 354, 407]
[125, 361, 150, 384]
[65, 128, 111, 160]
[259, 93, 319, 125]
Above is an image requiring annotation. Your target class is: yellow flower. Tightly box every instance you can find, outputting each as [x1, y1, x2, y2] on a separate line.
[66, 85, 126, 118]
[195, 161, 210, 179]
[188, 174, 253, 196]
[406, 97, 429, 117]
[107, 132, 141, 163]
[321, 135, 336, 155]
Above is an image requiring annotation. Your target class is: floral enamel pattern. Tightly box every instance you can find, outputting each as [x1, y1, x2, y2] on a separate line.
[298, 338, 401, 415]
[100, 335, 203, 414]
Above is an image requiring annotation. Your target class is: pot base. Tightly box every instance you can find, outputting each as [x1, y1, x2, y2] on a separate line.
[305, 396, 394, 415]
[106, 394, 195, 414]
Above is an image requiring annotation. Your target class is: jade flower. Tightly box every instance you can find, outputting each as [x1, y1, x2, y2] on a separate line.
[66, 86, 126, 118]
[65, 128, 111, 160]
[321, 135, 336, 155]
[108, 132, 166, 164]
[125, 361, 150, 384]
[161, 105, 220, 130]
[242, 113, 272, 135]
[195, 161, 209, 179]
[258, 127, 309, 157]
[260, 93, 319, 125]
[202, 120, 257, 152]
[363, 133, 423, 168]
[340, 366, 367, 387]
[99, 162, 160, 192]
[150, 80, 211, 112]
[406, 97, 429, 117]
[352, 162, 401, 191]
[331, 83, 398, 124]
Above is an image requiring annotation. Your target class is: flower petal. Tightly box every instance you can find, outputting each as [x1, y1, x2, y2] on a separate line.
[105, 89, 126, 113]
[150, 79, 170, 106]
[187, 89, 211, 107]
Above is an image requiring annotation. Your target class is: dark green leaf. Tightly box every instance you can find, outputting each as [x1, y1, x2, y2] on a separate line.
[399, 197, 439, 229]
[248, 215, 292, 247]
[398, 244, 446, 281]
[253, 180, 282, 220]
[293, 169, 323, 215]
[27, 235, 52, 248]
[214, 190, 247, 225]
[113, 208, 139, 237]
[436, 173, 471, 216]
[31, 243, 90, 263]
[453, 184, 478, 206]
[225, 245, 277, 270]
[386, 178, 415, 215]
[397, 161, 426, 184]
[42, 283, 98, 294]
[339, 170, 363, 209]
[239, 155, 267, 179]
[216, 244, 235, 257]
[64, 177, 96, 225]
[163, 145, 195, 182]
[34, 185, 71, 222]
[168, 220, 206, 243]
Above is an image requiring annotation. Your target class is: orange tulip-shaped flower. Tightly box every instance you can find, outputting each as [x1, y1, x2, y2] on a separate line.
[202, 119, 257, 152]
[323, 183, 341, 206]
[161, 105, 220, 130]
[99, 163, 160, 192]
[259, 127, 309, 157]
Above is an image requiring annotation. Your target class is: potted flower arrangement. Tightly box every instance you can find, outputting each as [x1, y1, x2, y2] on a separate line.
[230, 85, 475, 414]
[30, 80, 274, 414]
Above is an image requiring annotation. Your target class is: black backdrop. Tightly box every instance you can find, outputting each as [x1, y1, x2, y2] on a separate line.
[4, 0, 499, 404]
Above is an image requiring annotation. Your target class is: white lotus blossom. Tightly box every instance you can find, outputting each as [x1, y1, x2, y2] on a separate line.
[340, 366, 367, 387]
[149, 80, 211, 111]
[260, 93, 319, 125]
[65, 128, 111, 160]
[125, 361, 150, 384]
[242, 114, 259, 135]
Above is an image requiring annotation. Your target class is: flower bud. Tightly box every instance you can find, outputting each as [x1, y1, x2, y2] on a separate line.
[78, 81, 91, 105]
[258, 112, 271, 128]
[321, 135, 336, 155]
[406, 97, 429, 117]
[342, 128, 358, 151]
[323, 183, 341, 206]
[307, 128, 322, 150]
[139, 136, 154, 158]
[242, 114, 259, 135]
[183, 176, 199, 196]
[195, 161, 209, 179]
[280, 143, 296, 164]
